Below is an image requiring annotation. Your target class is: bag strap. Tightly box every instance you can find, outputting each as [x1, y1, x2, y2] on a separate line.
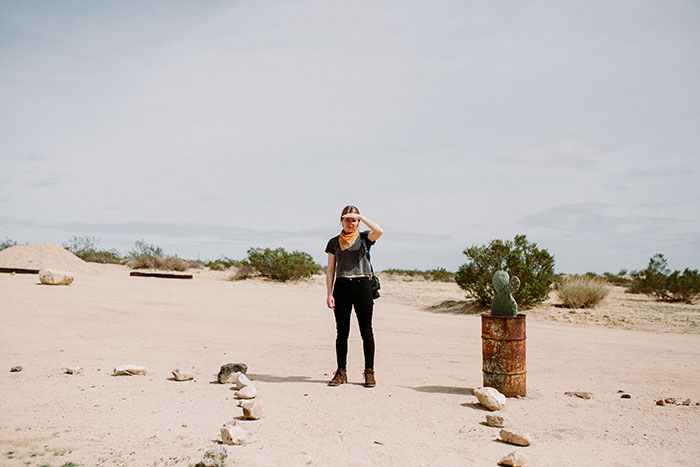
[360, 234, 375, 277]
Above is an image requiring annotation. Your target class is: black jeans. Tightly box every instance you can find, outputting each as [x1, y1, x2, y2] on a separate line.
[333, 276, 375, 370]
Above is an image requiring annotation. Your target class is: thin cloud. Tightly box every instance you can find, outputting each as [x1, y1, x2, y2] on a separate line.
[509, 139, 622, 169]
[29, 177, 64, 188]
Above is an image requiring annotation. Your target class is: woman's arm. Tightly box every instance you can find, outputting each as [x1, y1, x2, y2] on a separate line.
[360, 215, 383, 242]
[326, 253, 336, 309]
[342, 212, 384, 242]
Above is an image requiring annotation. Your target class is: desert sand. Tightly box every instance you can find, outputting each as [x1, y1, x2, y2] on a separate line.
[1, 256, 699, 466]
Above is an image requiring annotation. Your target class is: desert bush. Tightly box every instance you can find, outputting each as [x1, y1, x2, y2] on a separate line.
[381, 268, 455, 282]
[455, 234, 556, 308]
[128, 239, 164, 258]
[602, 271, 632, 287]
[230, 262, 256, 281]
[1, 237, 18, 251]
[629, 254, 700, 303]
[206, 256, 241, 271]
[245, 247, 320, 281]
[63, 236, 122, 264]
[557, 275, 610, 308]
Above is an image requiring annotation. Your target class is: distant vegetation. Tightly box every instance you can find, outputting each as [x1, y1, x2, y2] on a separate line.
[381, 268, 455, 282]
[125, 239, 203, 272]
[64, 236, 121, 264]
[455, 234, 556, 308]
[557, 275, 610, 308]
[629, 254, 700, 303]
[0, 238, 18, 251]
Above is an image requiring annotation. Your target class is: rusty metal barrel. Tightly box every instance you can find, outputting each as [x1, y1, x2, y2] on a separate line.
[481, 313, 526, 397]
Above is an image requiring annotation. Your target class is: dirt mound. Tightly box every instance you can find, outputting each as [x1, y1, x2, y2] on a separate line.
[0, 242, 99, 274]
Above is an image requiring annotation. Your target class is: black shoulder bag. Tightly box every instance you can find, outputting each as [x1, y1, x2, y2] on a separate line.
[361, 236, 381, 299]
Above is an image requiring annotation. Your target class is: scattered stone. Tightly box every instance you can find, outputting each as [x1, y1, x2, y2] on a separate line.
[200, 445, 227, 467]
[485, 414, 509, 428]
[10, 366, 22, 372]
[235, 384, 258, 399]
[239, 400, 262, 420]
[620, 394, 631, 399]
[617, 389, 624, 393]
[172, 369, 195, 381]
[564, 391, 592, 400]
[39, 269, 74, 285]
[474, 387, 506, 411]
[682, 398, 691, 406]
[220, 420, 247, 445]
[112, 365, 147, 376]
[656, 399, 665, 406]
[664, 397, 676, 404]
[498, 451, 527, 466]
[236, 373, 253, 389]
[218, 363, 247, 384]
[64, 367, 82, 375]
[499, 429, 532, 447]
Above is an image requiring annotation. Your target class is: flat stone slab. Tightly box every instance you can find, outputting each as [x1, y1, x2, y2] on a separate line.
[129, 271, 193, 279]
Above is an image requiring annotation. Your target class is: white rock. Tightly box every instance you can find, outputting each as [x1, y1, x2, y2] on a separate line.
[239, 400, 262, 420]
[220, 420, 247, 445]
[474, 387, 506, 411]
[171, 368, 195, 381]
[219, 370, 241, 384]
[235, 384, 258, 399]
[64, 366, 82, 375]
[39, 269, 74, 285]
[236, 373, 252, 389]
[499, 429, 532, 446]
[498, 451, 526, 466]
[201, 445, 227, 467]
[485, 414, 509, 428]
[113, 365, 147, 376]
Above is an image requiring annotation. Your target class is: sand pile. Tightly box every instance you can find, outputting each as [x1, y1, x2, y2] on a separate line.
[0, 242, 99, 274]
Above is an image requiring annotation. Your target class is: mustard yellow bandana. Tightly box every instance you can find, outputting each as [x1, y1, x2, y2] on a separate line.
[339, 229, 359, 251]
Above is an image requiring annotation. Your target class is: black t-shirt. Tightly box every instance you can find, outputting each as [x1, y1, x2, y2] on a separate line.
[325, 230, 375, 277]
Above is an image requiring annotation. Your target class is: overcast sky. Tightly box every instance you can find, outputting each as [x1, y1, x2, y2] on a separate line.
[1, 1, 699, 273]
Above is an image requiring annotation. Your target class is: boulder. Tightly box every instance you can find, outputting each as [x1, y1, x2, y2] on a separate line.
[39, 269, 74, 285]
[218, 363, 247, 384]
[236, 373, 253, 389]
[500, 429, 532, 447]
[172, 369, 195, 381]
[221, 420, 247, 445]
[474, 387, 506, 411]
[235, 384, 258, 399]
[682, 398, 691, 406]
[113, 365, 147, 376]
[498, 451, 526, 466]
[218, 363, 247, 383]
[10, 366, 22, 372]
[239, 400, 262, 420]
[485, 414, 509, 428]
[64, 367, 82, 375]
[200, 445, 227, 467]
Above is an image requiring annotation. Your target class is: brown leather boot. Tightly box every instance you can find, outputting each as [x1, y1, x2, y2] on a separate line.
[328, 368, 347, 386]
[363, 368, 376, 388]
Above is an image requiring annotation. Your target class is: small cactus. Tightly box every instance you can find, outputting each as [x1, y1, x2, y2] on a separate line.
[491, 270, 520, 317]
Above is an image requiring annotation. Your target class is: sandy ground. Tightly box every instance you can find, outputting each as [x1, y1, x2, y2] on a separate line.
[1, 265, 699, 466]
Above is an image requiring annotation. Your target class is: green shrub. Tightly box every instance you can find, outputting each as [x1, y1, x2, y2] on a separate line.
[557, 275, 610, 308]
[602, 271, 632, 287]
[128, 239, 164, 258]
[629, 254, 700, 303]
[455, 234, 556, 308]
[0, 238, 18, 251]
[245, 247, 320, 281]
[205, 256, 241, 271]
[63, 236, 122, 264]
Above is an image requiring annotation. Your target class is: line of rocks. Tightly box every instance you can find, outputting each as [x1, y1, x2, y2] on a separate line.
[472, 387, 530, 466]
[197, 363, 264, 467]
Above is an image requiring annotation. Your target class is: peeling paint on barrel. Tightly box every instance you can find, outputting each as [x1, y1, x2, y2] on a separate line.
[481, 313, 526, 397]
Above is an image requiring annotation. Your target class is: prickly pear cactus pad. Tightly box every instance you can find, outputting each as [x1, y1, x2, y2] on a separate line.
[491, 270, 520, 317]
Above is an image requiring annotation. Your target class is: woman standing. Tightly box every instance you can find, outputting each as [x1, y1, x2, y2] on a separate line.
[325, 205, 383, 387]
